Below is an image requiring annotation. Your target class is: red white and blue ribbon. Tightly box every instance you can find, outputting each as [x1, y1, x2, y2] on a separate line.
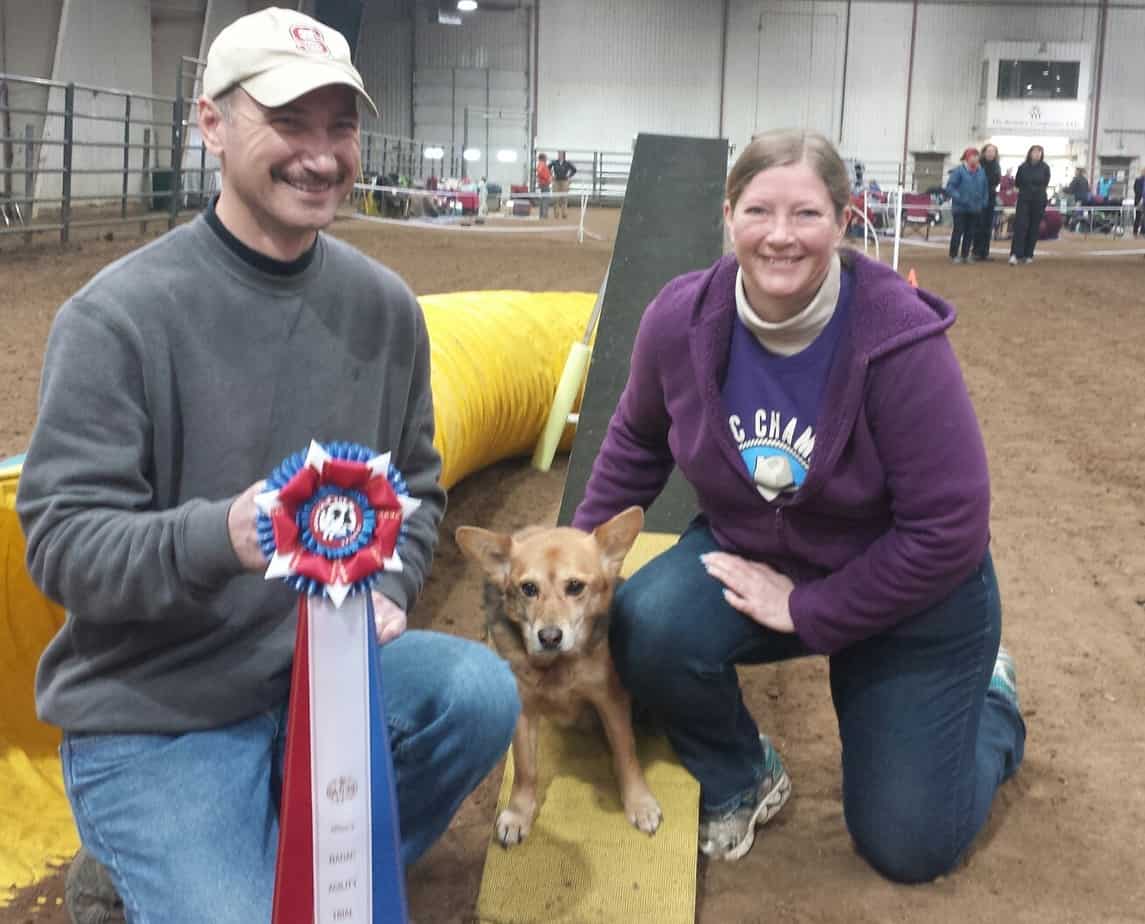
[256, 440, 417, 924]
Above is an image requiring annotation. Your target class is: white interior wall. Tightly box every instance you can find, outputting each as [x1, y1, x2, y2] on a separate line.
[155, 0, 209, 197]
[356, 0, 413, 139]
[152, 0, 206, 101]
[0, 0, 61, 78]
[722, 0, 847, 159]
[726, 1, 1133, 189]
[836, 0, 912, 175]
[36, 0, 155, 207]
[4, 0, 1144, 207]
[536, 0, 723, 153]
[907, 2, 1099, 188]
[910, 3, 1001, 161]
[1096, 6, 1145, 168]
[416, 7, 528, 71]
[414, 8, 528, 187]
[0, 0, 63, 203]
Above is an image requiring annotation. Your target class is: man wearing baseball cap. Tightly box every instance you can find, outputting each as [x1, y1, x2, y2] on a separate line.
[18, 8, 519, 922]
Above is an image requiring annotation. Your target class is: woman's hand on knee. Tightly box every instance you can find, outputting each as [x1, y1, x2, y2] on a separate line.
[700, 552, 795, 633]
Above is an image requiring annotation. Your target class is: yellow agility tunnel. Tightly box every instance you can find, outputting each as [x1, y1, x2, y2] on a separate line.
[0, 289, 594, 905]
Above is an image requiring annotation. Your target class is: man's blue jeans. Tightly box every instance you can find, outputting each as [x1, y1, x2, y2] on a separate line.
[612, 520, 1026, 884]
[61, 630, 519, 923]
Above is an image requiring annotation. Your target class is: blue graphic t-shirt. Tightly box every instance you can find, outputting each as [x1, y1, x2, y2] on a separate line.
[720, 269, 852, 501]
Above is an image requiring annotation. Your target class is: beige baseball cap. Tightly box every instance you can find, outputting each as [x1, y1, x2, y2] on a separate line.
[203, 7, 377, 116]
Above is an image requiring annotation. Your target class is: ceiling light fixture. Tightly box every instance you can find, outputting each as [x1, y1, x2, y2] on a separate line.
[457, 1, 478, 11]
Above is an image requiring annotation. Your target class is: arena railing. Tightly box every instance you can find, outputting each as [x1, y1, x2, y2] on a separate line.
[860, 197, 1137, 240]
[0, 71, 195, 244]
[532, 147, 642, 203]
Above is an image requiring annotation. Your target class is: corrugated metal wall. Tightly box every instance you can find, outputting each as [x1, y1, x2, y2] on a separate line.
[1096, 5, 1145, 160]
[781, 0, 1139, 184]
[722, 0, 847, 157]
[507, 0, 1145, 185]
[37, 0, 156, 204]
[0, 0, 63, 79]
[0, 0, 64, 206]
[356, 0, 414, 137]
[152, 0, 206, 99]
[414, 8, 529, 187]
[536, 0, 723, 152]
[5, 0, 1144, 202]
[837, 0, 912, 166]
[416, 7, 528, 71]
[908, 2, 1097, 154]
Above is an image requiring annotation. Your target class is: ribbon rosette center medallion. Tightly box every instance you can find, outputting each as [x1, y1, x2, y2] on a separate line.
[256, 440, 421, 608]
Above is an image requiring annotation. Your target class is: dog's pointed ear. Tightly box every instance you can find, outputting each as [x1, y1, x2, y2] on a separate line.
[592, 506, 644, 574]
[455, 526, 513, 586]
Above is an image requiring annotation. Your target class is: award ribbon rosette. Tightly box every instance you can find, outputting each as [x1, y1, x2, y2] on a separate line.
[256, 440, 418, 924]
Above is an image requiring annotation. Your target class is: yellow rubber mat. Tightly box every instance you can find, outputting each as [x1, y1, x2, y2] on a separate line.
[476, 532, 699, 924]
[0, 505, 75, 904]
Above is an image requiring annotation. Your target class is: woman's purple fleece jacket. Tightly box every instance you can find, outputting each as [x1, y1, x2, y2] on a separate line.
[572, 251, 991, 655]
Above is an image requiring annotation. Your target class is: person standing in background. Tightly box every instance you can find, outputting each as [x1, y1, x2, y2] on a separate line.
[536, 152, 552, 219]
[1066, 167, 1091, 204]
[551, 150, 577, 220]
[973, 144, 1001, 261]
[945, 147, 987, 264]
[1133, 167, 1144, 237]
[1009, 145, 1051, 265]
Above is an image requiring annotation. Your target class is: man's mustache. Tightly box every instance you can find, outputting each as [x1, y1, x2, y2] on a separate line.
[271, 167, 347, 185]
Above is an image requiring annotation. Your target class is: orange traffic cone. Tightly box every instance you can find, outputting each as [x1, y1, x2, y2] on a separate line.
[907, 267, 918, 288]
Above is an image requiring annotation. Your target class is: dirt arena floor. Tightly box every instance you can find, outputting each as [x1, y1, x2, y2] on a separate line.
[2, 210, 1144, 923]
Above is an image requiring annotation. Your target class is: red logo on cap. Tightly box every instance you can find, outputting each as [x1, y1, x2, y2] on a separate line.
[290, 25, 330, 56]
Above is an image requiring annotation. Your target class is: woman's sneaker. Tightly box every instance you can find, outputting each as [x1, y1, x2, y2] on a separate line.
[989, 645, 1020, 709]
[698, 735, 791, 861]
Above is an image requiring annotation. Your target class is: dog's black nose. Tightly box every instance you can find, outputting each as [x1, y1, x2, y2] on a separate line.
[537, 627, 563, 649]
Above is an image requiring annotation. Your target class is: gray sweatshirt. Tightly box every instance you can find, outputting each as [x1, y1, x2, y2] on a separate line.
[17, 215, 445, 733]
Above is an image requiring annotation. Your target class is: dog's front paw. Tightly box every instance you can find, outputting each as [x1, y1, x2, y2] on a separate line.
[496, 806, 536, 847]
[624, 789, 662, 835]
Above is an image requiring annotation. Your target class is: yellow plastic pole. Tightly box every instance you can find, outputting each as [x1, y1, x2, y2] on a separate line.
[531, 340, 592, 472]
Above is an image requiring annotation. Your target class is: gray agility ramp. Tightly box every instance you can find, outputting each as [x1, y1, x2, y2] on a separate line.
[558, 133, 729, 531]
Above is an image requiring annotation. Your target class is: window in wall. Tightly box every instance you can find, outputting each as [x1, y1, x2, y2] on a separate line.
[997, 60, 1080, 100]
[980, 60, 990, 101]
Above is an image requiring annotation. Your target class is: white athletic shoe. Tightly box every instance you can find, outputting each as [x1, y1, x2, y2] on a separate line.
[699, 735, 791, 861]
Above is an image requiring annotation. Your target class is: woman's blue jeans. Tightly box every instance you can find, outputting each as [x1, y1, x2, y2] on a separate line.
[612, 521, 1026, 884]
[60, 630, 519, 923]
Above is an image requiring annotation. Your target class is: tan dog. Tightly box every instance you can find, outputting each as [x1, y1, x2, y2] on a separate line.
[455, 506, 662, 847]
